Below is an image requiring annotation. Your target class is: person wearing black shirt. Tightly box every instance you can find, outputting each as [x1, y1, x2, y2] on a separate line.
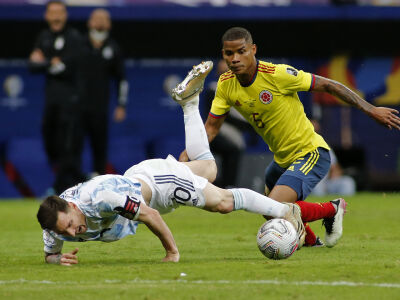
[80, 8, 129, 176]
[29, 1, 85, 194]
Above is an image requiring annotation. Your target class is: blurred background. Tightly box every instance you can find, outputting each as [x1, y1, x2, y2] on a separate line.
[0, 0, 400, 198]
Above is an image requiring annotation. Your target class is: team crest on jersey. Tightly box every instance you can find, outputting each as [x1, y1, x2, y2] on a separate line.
[259, 90, 273, 104]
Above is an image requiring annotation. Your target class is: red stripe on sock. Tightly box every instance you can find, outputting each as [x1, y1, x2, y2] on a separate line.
[296, 201, 336, 222]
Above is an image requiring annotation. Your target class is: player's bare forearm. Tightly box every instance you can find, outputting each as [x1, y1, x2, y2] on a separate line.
[138, 205, 179, 262]
[313, 75, 373, 114]
[205, 114, 226, 143]
[313, 75, 400, 130]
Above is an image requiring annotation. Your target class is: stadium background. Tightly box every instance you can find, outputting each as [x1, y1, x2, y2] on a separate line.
[0, 0, 400, 197]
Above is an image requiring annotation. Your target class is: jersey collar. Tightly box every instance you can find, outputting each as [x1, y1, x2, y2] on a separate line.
[239, 60, 259, 87]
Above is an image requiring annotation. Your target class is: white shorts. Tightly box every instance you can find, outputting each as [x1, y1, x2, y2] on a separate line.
[124, 155, 208, 214]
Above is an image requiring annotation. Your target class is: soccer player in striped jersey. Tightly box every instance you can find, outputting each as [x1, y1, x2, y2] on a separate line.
[36, 61, 305, 266]
[180, 27, 400, 247]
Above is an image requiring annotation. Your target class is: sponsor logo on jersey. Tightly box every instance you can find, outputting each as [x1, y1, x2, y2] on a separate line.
[259, 90, 273, 104]
[286, 67, 298, 76]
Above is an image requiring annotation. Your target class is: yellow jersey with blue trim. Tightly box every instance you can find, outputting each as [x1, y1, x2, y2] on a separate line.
[210, 60, 330, 168]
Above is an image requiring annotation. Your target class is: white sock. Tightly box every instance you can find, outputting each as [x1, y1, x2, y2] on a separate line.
[181, 94, 200, 116]
[230, 188, 288, 217]
[183, 96, 214, 161]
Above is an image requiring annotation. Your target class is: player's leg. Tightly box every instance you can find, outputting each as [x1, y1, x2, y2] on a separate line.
[171, 61, 216, 182]
[201, 181, 305, 245]
[268, 148, 346, 247]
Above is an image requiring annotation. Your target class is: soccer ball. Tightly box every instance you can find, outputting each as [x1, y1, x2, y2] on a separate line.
[257, 218, 299, 260]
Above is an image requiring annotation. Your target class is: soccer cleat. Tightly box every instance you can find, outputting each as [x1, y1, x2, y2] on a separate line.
[323, 198, 347, 248]
[171, 61, 213, 103]
[304, 236, 324, 247]
[283, 203, 306, 248]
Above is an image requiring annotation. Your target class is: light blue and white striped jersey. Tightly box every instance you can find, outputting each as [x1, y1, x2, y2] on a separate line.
[43, 175, 144, 254]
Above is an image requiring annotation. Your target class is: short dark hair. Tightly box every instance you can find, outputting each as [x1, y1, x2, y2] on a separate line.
[222, 27, 253, 46]
[46, 0, 66, 9]
[37, 195, 69, 231]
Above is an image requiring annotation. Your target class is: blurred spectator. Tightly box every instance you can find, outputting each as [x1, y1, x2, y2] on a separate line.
[79, 8, 129, 176]
[311, 119, 356, 196]
[29, 0, 85, 194]
[312, 148, 356, 196]
[203, 60, 250, 188]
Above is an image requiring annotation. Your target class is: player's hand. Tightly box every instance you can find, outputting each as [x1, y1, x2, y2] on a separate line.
[369, 107, 400, 130]
[60, 248, 79, 266]
[162, 250, 180, 262]
[178, 150, 189, 162]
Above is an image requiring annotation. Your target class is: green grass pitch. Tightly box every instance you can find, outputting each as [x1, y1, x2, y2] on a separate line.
[0, 193, 399, 300]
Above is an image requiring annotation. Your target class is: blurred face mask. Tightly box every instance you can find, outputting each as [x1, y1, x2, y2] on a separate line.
[89, 29, 109, 42]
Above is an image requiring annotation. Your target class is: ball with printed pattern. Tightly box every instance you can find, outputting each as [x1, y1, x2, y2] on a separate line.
[257, 218, 299, 260]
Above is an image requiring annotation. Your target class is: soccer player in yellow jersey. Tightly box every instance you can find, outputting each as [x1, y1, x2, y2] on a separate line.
[179, 27, 400, 247]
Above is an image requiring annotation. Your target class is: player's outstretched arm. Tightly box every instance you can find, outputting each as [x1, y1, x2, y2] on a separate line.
[45, 248, 79, 266]
[313, 75, 400, 130]
[137, 205, 179, 262]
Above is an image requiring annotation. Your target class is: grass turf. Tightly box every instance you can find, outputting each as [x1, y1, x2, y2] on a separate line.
[0, 193, 399, 299]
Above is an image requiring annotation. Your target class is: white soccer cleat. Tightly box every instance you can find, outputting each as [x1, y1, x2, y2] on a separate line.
[171, 61, 213, 104]
[283, 203, 305, 248]
[323, 198, 347, 248]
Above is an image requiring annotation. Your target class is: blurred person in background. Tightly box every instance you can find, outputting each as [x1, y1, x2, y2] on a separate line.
[203, 60, 250, 188]
[310, 119, 356, 196]
[179, 27, 400, 247]
[29, 0, 85, 195]
[79, 8, 129, 177]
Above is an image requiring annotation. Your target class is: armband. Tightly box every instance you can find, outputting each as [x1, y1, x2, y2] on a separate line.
[114, 196, 141, 220]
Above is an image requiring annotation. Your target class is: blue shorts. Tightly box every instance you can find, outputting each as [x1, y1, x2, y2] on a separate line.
[264, 147, 331, 200]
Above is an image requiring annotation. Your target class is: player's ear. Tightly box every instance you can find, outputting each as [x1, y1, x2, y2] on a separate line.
[68, 202, 77, 210]
[252, 43, 257, 55]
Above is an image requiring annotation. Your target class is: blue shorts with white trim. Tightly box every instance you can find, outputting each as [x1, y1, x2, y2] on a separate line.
[264, 147, 331, 200]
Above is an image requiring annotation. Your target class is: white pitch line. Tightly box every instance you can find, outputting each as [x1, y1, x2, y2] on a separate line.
[0, 278, 399, 289]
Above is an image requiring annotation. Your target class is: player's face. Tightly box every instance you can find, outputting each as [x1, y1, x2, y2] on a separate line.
[55, 204, 87, 237]
[222, 39, 257, 75]
[45, 3, 67, 33]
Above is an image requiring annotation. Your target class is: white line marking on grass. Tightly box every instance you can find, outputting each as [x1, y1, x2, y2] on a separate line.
[0, 278, 399, 288]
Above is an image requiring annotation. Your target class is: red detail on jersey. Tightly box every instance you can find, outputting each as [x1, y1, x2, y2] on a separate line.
[259, 90, 273, 104]
[258, 65, 275, 69]
[220, 75, 234, 82]
[310, 74, 316, 90]
[209, 111, 229, 119]
[235, 100, 242, 106]
[258, 70, 275, 74]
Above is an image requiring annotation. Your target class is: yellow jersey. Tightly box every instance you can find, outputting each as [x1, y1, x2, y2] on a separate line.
[210, 60, 330, 168]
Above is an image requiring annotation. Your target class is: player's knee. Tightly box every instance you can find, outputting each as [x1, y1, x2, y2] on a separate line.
[216, 193, 234, 214]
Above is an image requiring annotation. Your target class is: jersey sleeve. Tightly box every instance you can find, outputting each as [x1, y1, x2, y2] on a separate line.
[273, 64, 314, 94]
[92, 186, 142, 221]
[43, 230, 64, 254]
[209, 80, 231, 118]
